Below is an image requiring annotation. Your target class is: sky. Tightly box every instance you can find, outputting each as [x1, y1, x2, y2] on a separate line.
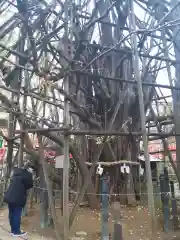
[134, 2, 173, 98]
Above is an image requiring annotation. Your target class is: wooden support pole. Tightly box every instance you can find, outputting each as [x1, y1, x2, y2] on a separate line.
[128, 0, 156, 229]
[113, 223, 123, 240]
[170, 181, 179, 229]
[5, 70, 21, 190]
[39, 167, 49, 228]
[160, 168, 170, 233]
[38, 136, 61, 240]
[63, 1, 70, 238]
[39, 100, 49, 228]
[5, 110, 14, 184]
[171, 1, 180, 177]
[29, 187, 34, 209]
[101, 175, 109, 240]
[15, 29, 25, 168]
[63, 100, 70, 240]
[21, 67, 29, 216]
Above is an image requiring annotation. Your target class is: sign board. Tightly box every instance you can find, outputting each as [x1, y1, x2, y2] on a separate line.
[55, 155, 64, 168]
[55, 155, 72, 169]
[120, 164, 130, 174]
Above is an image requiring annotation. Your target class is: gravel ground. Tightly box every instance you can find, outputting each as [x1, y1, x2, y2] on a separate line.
[0, 203, 179, 240]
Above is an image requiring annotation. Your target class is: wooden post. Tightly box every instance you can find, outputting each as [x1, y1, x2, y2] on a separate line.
[63, 0, 71, 239]
[171, 1, 180, 181]
[63, 130, 70, 240]
[29, 187, 34, 209]
[126, 145, 136, 205]
[112, 201, 123, 240]
[164, 168, 170, 232]
[38, 136, 61, 240]
[170, 181, 178, 229]
[21, 67, 29, 216]
[39, 167, 49, 228]
[22, 195, 28, 216]
[163, 192, 169, 233]
[16, 29, 25, 168]
[159, 168, 170, 232]
[128, 0, 156, 228]
[5, 95, 16, 190]
[101, 174, 109, 240]
[113, 223, 123, 240]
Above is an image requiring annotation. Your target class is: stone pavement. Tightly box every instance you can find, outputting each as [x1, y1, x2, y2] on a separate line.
[0, 208, 55, 240]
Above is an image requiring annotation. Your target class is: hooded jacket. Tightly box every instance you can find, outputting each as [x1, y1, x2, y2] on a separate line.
[4, 167, 33, 207]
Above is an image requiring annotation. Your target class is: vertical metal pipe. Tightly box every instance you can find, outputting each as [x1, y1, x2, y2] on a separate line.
[128, 0, 156, 228]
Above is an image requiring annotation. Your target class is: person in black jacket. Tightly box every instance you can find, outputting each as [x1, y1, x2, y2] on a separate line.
[4, 164, 34, 237]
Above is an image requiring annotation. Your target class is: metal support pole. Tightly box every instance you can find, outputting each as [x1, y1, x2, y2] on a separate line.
[128, 0, 156, 228]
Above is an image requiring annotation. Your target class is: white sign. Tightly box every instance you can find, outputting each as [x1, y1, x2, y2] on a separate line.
[174, 183, 180, 198]
[120, 164, 130, 174]
[55, 155, 64, 169]
[96, 164, 104, 176]
[139, 165, 144, 176]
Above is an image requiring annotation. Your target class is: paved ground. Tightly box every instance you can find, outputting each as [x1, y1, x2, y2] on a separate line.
[0, 208, 55, 240]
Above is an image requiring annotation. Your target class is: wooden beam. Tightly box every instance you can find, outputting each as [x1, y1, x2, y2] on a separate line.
[73, 70, 180, 90]
[85, 160, 140, 166]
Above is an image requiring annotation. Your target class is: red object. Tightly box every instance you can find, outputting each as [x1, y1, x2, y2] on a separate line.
[44, 150, 56, 158]
[0, 148, 6, 163]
